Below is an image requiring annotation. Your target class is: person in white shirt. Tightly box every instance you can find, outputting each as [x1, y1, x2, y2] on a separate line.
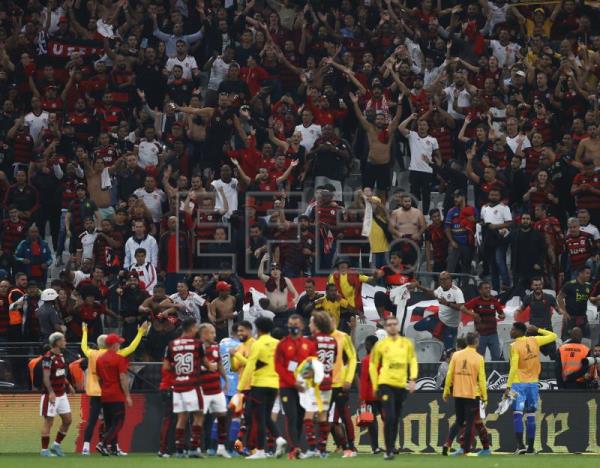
[414, 271, 465, 350]
[489, 28, 520, 69]
[130, 248, 158, 294]
[137, 127, 163, 169]
[41, 1, 65, 35]
[442, 71, 472, 120]
[78, 217, 98, 261]
[480, 188, 513, 291]
[124, 221, 159, 269]
[152, 18, 203, 57]
[398, 113, 440, 213]
[482, 0, 510, 36]
[206, 47, 235, 104]
[64, 257, 93, 287]
[133, 176, 167, 224]
[165, 40, 199, 81]
[577, 209, 600, 241]
[211, 165, 238, 220]
[294, 109, 322, 151]
[165, 280, 205, 323]
[24, 97, 49, 147]
[503, 116, 531, 157]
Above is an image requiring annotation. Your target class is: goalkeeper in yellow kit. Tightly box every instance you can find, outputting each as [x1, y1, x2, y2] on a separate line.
[505, 322, 557, 455]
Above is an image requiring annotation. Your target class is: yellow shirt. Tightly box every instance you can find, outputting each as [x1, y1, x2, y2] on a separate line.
[331, 329, 357, 388]
[81, 326, 145, 397]
[369, 216, 390, 253]
[238, 334, 279, 390]
[525, 18, 552, 39]
[231, 337, 256, 391]
[315, 296, 349, 329]
[327, 273, 370, 309]
[507, 328, 557, 386]
[370, 336, 418, 391]
[443, 347, 487, 402]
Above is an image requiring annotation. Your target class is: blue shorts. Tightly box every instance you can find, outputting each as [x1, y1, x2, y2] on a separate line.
[511, 383, 539, 413]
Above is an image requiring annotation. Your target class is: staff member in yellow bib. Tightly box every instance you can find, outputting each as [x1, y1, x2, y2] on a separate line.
[237, 317, 286, 459]
[330, 317, 358, 456]
[80, 320, 148, 455]
[506, 322, 557, 455]
[369, 316, 418, 460]
[443, 332, 488, 456]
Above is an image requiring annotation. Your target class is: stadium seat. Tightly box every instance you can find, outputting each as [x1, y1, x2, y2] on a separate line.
[415, 339, 444, 363]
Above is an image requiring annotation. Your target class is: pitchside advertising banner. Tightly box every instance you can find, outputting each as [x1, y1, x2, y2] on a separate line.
[1, 392, 599, 454]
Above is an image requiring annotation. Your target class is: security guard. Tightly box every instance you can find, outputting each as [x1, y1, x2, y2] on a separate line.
[556, 327, 590, 389]
[238, 317, 286, 459]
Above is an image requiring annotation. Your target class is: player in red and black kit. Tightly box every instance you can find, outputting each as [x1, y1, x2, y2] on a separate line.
[461, 281, 505, 360]
[40, 332, 74, 457]
[564, 217, 595, 280]
[199, 323, 231, 458]
[299, 311, 337, 458]
[275, 314, 316, 458]
[158, 364, 175, 457]
[163, 318, 207, 458]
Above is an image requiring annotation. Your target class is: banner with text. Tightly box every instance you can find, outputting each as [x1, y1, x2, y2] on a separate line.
[1, 391, 598, 453]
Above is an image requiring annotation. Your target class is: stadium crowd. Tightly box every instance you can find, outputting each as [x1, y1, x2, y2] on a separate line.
[1, 0, 600, 459]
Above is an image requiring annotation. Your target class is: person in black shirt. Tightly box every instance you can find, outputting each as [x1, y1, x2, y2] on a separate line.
[307, 125, 351, 186]
[116, 271, 149, 347]
[166, 65, 193, 106]
[217, 63, 251, 102]
[135, 48, 166, 109]
[558, 266, 593, 340]
[500, 156, 530, 210]
[514, 278, 565, 358]
[247, 223, 267, 272]
[294, 278, 324, 330]
[511, 213, 545, 296]
[433, 158, 468, 213]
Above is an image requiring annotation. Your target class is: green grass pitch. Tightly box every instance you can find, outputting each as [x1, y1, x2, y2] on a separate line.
[0, 453, 594, 467]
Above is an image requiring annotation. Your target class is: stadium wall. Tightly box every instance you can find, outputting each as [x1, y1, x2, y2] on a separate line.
[1, 391, 599, 454]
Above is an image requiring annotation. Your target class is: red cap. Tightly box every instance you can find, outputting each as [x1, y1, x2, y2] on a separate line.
[105, 334, 125, 346]
[216, 281, 231, 292]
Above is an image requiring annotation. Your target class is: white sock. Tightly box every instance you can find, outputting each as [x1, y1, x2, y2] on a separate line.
[83, 442, 90, 450]
[255, 449, 265, 454]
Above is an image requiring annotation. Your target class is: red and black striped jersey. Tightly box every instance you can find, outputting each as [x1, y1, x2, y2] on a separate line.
[1, 218, 28, 252]
[565, 231, 594, 271]
[312, 333, 337, 391]
[200, 342, 222, 395]
[165, 337, 204, 393]
[42, 351, 67, 396]
[573, 173, 600, 210]
[12, 132, 33, 163]
[463, 296, 504, 336]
